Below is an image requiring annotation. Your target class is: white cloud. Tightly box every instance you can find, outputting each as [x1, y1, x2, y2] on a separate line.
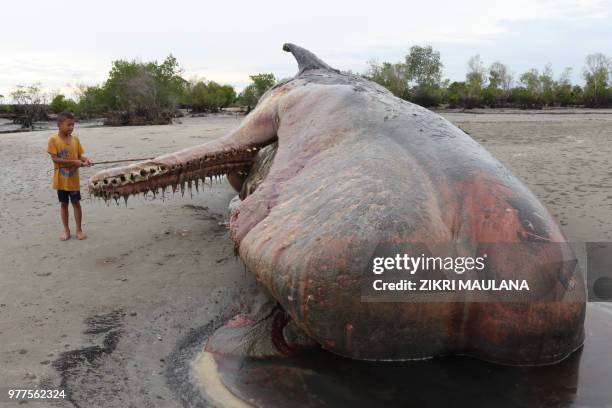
[0, 0, 610, 98]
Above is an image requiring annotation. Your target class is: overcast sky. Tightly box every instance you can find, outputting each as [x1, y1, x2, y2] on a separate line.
[1, 0, 611, 100]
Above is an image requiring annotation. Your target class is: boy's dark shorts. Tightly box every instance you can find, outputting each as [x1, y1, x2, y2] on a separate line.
[57, 190, 81, 204]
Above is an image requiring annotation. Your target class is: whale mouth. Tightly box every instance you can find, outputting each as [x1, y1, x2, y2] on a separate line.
[88, 140, 274, 202]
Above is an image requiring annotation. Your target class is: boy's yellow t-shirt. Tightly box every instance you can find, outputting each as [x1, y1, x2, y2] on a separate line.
[47, 133, 84, 191]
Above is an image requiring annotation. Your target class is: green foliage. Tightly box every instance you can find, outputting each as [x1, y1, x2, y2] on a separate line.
[6, 48, 612, 126]
[105, 55, 186, 112]
[185, 80, 236, 112]
[464, 55, 486, 107]
[514, 68, 543, 108]
[67, 55, 240, 122]
[509, 87, 539, 109]
[485, 62, 512, 107]
[366, 45, 444, 107]
[362, 50, 610, 109]
[582, 53, 610, 107]
[362, 50, 612, 109]
[76, 85, 109, 116]
[409, 84, 443, 107]
[539, 64, 555, 106]
[0, 95, 11, 113]
[49, 94, 78, 113]
[571, 85, 584, 104]
[405, 45, 443, 88]
[481, 86, 505, 108]
[237, 73, 276, 108]
[554, 68, 574, 106]
[519, 69, 540, 92]
[404, 46, 444, 107]
[488, 62, 512, 91]
[366, 61, 408, 98]
[446, 81, 468, 108]
[75, 55, 187, 124]
[250, 73, 276, 96]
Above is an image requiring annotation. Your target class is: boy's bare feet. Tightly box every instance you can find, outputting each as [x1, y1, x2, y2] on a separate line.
[60, 230, 71, 241]
[76, 230, 87, 240]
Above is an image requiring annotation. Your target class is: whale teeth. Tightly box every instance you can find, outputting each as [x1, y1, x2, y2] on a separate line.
[89, 141, 269, 199]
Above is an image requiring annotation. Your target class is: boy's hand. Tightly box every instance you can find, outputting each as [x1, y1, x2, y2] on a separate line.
[81, 159, 92, 167]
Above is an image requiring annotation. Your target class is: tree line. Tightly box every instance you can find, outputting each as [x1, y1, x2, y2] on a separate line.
[366, 46, 612, 108]
[1, 55, 276, 127]
[2, 48, 611, 129]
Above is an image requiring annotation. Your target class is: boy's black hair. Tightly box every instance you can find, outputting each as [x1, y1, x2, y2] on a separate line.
[57, 111, 75, 124]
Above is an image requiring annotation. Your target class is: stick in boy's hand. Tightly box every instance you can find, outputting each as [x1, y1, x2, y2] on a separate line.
[52, 157, 152, 172]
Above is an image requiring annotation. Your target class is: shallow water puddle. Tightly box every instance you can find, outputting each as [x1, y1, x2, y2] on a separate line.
[193, 304, 612, 407]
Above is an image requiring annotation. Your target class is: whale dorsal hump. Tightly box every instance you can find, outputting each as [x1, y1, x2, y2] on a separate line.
[282, 43, 339, 76]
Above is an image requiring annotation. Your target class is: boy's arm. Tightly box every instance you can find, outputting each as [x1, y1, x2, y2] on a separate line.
[78, 155, 93, 166]
[47, 137, 80, 166]
[48, 153, 83, 167]
[77, 139, 92, 166]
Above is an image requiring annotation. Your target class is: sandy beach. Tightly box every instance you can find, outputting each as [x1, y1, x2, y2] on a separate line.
[1, 111, 612, 407]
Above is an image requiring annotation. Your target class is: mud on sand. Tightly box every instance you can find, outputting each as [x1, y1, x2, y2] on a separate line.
[0, 112, 611, 407]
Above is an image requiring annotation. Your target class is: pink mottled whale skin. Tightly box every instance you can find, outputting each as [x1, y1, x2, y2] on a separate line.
[90, 44, 585, 365]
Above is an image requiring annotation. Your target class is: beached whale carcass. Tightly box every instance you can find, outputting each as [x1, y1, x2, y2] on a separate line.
[89, 44, 586, 365]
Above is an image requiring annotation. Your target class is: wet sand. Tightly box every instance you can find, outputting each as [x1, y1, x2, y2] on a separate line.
[445, 110, 612, 242]
[0, 112, 611, 407]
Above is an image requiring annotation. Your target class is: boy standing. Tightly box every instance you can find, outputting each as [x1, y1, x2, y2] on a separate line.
[47, 112, 92, 241]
